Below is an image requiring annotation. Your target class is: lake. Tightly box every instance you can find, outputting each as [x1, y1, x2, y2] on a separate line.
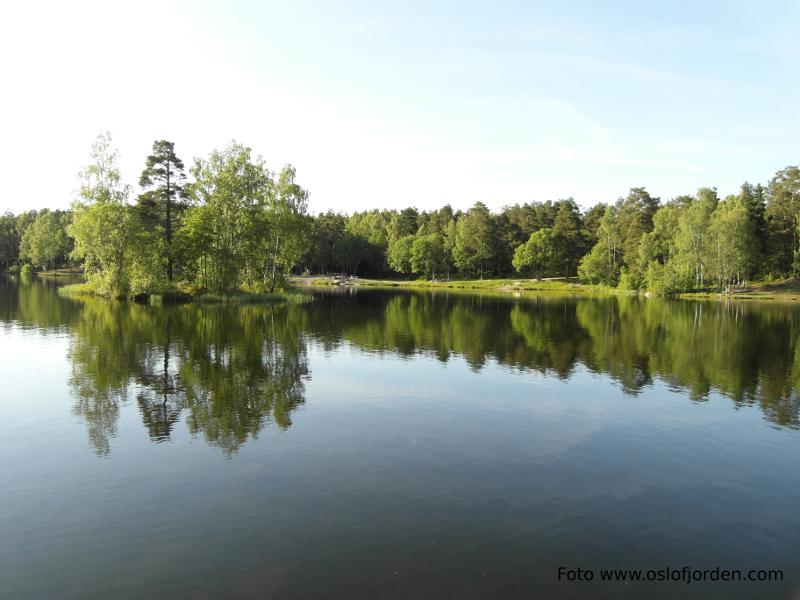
[1, 276, 799, 599]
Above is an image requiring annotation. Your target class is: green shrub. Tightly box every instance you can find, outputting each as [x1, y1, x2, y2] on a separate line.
[644, 261, 684, 296]
[617, 268, 643, 291]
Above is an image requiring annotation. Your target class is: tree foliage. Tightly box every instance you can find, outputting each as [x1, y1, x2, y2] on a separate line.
[387, 234, 414, 274]
[411, 233, 445, 279]
[61, 135, 310, 296]
[137, 140, 187, 281]
[10, 131, 800, 299]
[578, 207, 620, 285]
[19, 210, 71, 270]
[68, 132, 135, 296]
[513, 228, 558, 279]
[453, 202, 497, 277]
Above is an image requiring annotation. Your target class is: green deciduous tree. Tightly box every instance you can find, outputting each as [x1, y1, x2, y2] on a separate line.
[615, 187, 659, 287]
[387, 234, 414, 274]
[0, 212, 19, 270]
[707, 195, 756, 292]
[411, 233, 445, 279]
[442, 219, 457, 279]
[68, 132, 135, 296]
[181, 142, 271, 291]
[578, 206, 620, 285]
[512, 228, 558, 279]
[673, 188, 718, 287]
[639, 203, 686, 294]
[262, 165, 310, 291]
[302, 211, 346, 274]
[19, 210, 71, 270]
[345, 210, 390, 275]
[452, 202, 497, 277]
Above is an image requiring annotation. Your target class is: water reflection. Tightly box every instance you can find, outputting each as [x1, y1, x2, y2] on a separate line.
[3, 279, 800, 456]
[65, 298, 309, 455]
[304, 291, 800, 429]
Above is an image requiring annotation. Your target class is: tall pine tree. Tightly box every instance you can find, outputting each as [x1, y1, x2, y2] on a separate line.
[138, 140, 187, 281]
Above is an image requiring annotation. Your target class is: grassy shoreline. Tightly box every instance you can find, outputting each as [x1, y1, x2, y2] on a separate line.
[36, 267, 85, 277]
[19, 270, 800, 303]
[57, 282, 312, 304]
[677, 279, 800, 302]
[292, 275, 621, 295]
[292, 275, 800, 302]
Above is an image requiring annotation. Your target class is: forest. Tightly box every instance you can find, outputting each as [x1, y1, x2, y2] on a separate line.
[2, 132, 800, 296]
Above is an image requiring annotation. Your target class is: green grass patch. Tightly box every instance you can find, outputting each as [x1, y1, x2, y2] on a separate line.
[38, 267, 84, 277]
[677, 278, 800, 302]
[60, 281, 313, 304]
[678, 278, 800, 302]
[58, 282, 100, 297]
[191, 289, 312, 304]
[296, 275, 800, 303]
[292, 275, 620, 296]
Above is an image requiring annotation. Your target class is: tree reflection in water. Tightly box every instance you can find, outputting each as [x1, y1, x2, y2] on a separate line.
[52, 286, 800, 455]
[66, 298, 309, 455]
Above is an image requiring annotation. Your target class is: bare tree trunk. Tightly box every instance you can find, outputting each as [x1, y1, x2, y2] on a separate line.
[166, 164, 172, 281]
[270, 232, 281, 293]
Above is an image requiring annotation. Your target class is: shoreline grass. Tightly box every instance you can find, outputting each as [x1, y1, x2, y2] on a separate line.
[58, 282, 312, 304]
[293, 275, 800, 302]
[292, 275, 622, 296]
[37, 267, 84, 277]
[45, 273, 800, 304]
[190, 290, 312, 304]
[678, 279, 800, 302]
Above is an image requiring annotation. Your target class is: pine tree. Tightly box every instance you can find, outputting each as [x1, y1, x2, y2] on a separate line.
[738, 182, 767, 275]
[551, 199, 584, 276]
[765, 166, 800, 277]
[138, 140, 187, 281]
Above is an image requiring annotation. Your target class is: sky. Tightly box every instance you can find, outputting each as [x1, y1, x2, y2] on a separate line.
[1, 0, 799, 215]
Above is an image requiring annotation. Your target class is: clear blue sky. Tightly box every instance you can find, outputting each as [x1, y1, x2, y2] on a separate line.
[1, 0, 798, 214]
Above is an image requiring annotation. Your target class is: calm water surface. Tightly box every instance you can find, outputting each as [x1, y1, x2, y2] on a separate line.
[2, 277, 800, 599]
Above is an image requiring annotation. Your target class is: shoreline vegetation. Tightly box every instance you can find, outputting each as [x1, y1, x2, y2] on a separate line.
[293, 274, 615, 294]
[9, 268, 800, 303]
[293, 274, 800, 302]
[56, 280, 312, 305]
[2, 133, 800, 302]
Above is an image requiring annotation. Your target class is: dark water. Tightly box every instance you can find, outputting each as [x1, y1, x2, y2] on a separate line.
[2, 277, 800, 599]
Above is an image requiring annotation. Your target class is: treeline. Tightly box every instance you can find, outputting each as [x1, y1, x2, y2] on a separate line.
[297, 173, 800, 294]
[0, 209, 72, 272]
[2, 131, 800, 295]
[299, 199, 602, 280]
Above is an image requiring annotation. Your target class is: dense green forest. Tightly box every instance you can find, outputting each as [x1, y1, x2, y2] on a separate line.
[2, 132, 800, 295]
